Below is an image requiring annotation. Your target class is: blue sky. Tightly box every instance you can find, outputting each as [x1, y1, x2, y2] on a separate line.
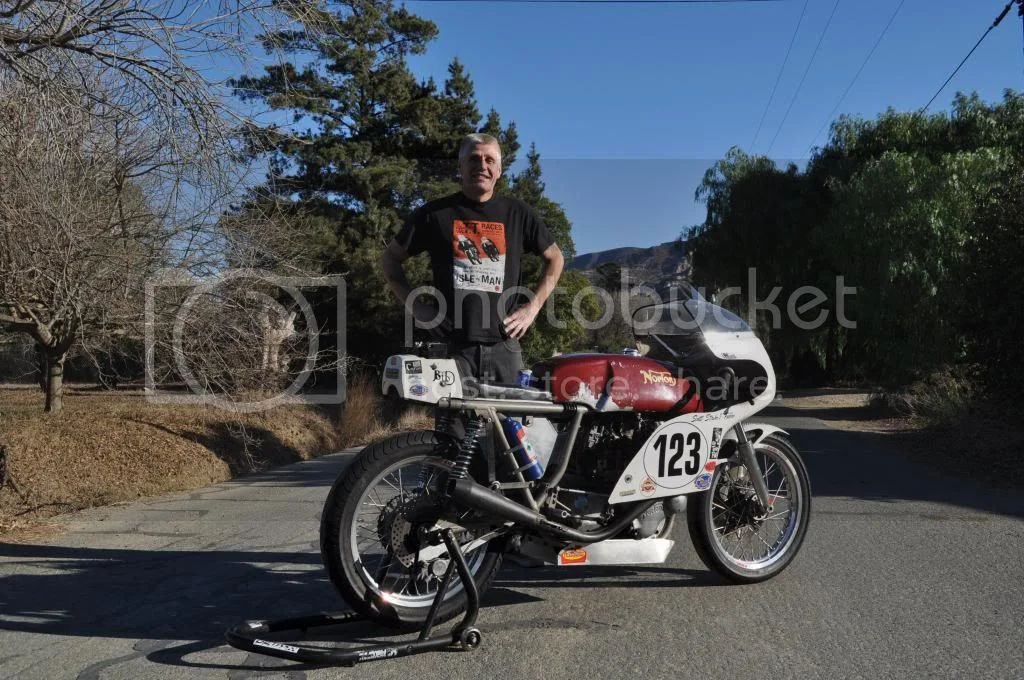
[401, 0, 1024, 254]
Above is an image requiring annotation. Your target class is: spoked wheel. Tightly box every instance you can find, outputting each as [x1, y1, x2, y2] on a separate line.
[687, 434, 811, 583]
[320, 431, 504, 628]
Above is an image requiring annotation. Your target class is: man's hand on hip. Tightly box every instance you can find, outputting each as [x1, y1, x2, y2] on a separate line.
[503, 302, 540, 340]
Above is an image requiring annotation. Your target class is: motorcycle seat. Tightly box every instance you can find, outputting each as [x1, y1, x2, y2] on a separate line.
[464, 378, 552, 401]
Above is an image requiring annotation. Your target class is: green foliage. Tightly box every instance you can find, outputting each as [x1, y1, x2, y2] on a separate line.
[520, 270, 600, 364]
[690, 90, 1024, 387]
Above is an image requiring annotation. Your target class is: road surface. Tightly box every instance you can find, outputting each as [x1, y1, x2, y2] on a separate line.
[1, 405, 1022, 679]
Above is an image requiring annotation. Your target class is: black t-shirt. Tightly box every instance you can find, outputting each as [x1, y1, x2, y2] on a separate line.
[396, 192, 554, 343]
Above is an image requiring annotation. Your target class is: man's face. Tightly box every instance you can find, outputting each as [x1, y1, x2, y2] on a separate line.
[459, 142, 502, 197]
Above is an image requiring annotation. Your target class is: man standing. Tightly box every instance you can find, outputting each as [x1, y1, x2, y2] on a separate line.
[381, 133, 564, 383]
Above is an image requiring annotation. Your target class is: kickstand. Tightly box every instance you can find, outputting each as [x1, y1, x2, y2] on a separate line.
[225, 528, 483, 666]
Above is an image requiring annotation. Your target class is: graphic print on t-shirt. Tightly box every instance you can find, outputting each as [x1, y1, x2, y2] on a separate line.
[452, 219, 506, 292]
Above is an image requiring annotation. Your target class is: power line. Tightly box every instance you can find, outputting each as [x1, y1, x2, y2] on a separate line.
[750, 0, 810, 150]
[765, 0, 841, 155]
[919, 1, 1018, 114]
[805, 0, 906, 154]
[408, 0, 785, 3]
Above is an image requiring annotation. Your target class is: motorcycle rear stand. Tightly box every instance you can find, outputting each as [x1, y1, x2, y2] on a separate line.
[225, 528, 483, 667]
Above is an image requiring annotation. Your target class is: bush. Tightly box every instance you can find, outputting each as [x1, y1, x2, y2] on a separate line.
[869, 366, 978, 428]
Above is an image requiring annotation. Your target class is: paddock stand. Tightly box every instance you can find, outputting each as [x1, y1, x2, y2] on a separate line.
[225, 528, 483, 667]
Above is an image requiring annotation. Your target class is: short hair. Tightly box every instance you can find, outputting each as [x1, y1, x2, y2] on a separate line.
[458, 133, 502, 164]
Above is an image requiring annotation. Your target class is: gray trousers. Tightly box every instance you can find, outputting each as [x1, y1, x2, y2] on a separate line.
[450, 338, 525, 385]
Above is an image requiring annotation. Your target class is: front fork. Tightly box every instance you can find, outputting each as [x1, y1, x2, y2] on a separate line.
[733, 424, 772, 512]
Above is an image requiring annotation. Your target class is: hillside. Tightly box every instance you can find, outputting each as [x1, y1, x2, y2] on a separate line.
[569, 238, 692, 290]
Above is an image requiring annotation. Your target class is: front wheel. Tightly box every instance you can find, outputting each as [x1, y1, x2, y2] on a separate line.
[320, 431, 504, 628]
[687, 434, 811, 583]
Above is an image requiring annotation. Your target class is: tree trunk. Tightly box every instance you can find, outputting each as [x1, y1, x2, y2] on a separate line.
[35, 344, 47, 392]
[44, 353, 65, 414]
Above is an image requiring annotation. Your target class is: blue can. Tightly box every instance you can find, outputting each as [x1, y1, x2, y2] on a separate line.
[515, 369, 533, 388]
[502, 418, 544, 481]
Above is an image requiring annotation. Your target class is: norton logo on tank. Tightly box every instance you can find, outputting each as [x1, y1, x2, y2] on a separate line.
[452, 219, 506, 292]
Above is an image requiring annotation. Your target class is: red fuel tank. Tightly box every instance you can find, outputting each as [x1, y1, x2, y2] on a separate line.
[531, 354, 702, 414]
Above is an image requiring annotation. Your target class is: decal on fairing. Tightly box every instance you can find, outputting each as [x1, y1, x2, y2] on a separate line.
[710, 427, 723, 457]
[694, 473, 713, 490]
[608, 403, 760, 504]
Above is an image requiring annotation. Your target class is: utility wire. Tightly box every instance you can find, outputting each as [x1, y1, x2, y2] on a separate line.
[750, 0, 810, 150]
[805, 0, 906, 154]
[407, 0, 785, 4]
[919, 1, 1017, 114]
[765, 0, 841, 155]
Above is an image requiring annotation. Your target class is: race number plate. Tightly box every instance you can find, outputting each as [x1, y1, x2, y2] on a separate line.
[609, 411, 744, 503]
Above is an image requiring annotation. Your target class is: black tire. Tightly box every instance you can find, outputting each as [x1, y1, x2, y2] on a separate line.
[687, 433, 811, 583]
[320, 430, 504, 628]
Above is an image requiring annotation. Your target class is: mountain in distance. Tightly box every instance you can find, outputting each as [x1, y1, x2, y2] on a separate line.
[568, 238, 692, 290]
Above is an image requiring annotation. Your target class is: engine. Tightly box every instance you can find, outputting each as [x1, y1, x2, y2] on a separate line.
[541, 413, 672, 538]
[565, 412, 659, 491]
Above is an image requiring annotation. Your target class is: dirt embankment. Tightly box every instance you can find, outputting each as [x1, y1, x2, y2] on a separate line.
[0, 386, 344, 536]
[0, 374, 433, 540]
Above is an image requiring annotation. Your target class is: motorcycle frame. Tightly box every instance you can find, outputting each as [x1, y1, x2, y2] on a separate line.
[435, 395, 771, 544]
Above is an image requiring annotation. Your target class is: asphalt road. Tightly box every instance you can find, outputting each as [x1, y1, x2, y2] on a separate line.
[2, 406, 1023, 680]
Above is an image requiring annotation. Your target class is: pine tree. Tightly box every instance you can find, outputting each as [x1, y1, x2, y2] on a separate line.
[231, 1, 494, 356]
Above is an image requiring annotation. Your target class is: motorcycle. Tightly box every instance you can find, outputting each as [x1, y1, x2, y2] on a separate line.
[319, 297, 811, 629]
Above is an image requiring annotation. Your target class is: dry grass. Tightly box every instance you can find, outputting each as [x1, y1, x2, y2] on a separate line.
[337, 371, 433, 449]
[0, 374, 435, 537]
[0, 385, 343, 532]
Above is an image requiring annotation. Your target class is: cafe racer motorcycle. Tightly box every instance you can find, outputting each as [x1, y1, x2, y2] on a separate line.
[319, 298, 811, 629]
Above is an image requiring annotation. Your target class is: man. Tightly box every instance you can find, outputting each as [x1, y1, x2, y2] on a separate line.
[381, 133, 564, 384]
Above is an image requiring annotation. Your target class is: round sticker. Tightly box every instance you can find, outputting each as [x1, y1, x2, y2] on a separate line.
[642, 422, 706, 490]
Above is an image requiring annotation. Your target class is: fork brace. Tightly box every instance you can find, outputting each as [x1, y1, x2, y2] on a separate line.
[225, 528, 483, 667]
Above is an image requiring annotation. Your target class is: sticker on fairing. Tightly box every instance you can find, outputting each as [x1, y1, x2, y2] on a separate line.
[694, 473, 713, 490]
[710, 427, 723, 457]
[409, 383, 428, 397]
[639, 478, 657, 496]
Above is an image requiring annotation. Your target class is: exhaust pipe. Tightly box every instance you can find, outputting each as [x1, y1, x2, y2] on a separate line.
[450, 478, 655, 545]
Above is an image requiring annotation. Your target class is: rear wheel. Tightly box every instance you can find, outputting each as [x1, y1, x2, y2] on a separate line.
[687, 434, 811, 583]
[320, 431, 504, 628]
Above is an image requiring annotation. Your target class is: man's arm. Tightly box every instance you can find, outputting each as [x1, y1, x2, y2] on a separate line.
[381, 239, 450, 332]
[380, 240, 414, 307]
[503, 243, 565, 340]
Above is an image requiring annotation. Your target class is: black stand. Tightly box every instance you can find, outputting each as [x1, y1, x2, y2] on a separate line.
[225, 529, 482, 667]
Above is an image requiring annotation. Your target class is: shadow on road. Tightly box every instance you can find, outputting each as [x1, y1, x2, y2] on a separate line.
[770, 407, 1024, 519]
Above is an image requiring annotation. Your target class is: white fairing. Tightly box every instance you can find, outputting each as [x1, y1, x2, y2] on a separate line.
[381, 354, 463, 404]
[610, 319, 777, 504]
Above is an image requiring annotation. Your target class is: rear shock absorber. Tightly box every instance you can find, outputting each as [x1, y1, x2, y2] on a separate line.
[450, 416, 486, 480]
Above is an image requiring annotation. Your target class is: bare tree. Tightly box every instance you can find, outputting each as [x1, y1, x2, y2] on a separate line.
[0, 76, 169, 411]
[0, 2, 347, 414]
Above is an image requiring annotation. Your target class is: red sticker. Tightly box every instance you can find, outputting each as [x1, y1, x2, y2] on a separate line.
[704, 460, 717, 472]
[558, 548, 588, 565]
